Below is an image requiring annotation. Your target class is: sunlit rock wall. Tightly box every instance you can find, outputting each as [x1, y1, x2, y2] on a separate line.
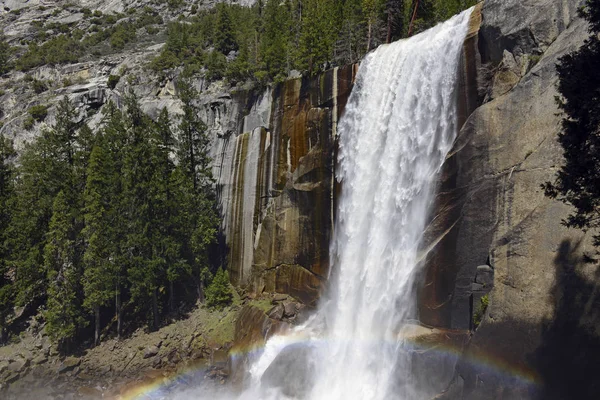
[210, 66, 357, 304]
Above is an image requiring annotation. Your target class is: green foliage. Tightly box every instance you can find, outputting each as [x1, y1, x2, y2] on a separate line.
[0, 35, 13, 75]
[150, 21, 208, 73]
[17, 35, 82, 70]
[214, 4, 238, 54]
[44, 190, 87, 345]
[473, 294, 489, 328]
[543, 0, 600, 248]
[109, 23, 136, 50]
[149, 0, 474, 84]
[107, 74, 120, 89]
[0, 137, 16, 338]
[205, 267, 233, 309]
[168, 0, 184, 10]
[23, 117, 35, 130]
[205, 50, 227, 81]
[28, 105, 48, 122]
[2, 84, 220, 344]
[31, 78, 48, 94]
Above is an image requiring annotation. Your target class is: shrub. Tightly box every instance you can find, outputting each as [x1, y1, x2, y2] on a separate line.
[146, 26, 159, 35]
[23, 116, 35, 130]
[205, 51, 226, 81]
[473, 294, 489, 329]
[17, 35, 82, 70]
[107, 74, 120, 89]
[205, 267, 233, 309]
[31, 79, 48, 94]
[0, 36, 13, 75]
[28, 105, 48, 122]
[109, 23, 136, 50]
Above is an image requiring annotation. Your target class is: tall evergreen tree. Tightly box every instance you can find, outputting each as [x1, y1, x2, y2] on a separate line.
[153, 109, 188, 312]
[121, 94, 166, 330]
[98, 102, 128, 337]
[543, 0, 600, 248]
[82, 138, 115, 345]
[7, 99, 79, 307]
[260, 0, 294, 80]
[175, 77, 219, 301]
[176, 77, 211, 191]
[299, 0, 341, 72]
[214, 4, 238, 54]
[44, 190, 86, 346]
[0, 137, 15, 341]
[0, 35, 12, 75]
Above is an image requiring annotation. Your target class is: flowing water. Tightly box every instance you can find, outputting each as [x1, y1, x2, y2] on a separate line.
[172, 8, 473, 400]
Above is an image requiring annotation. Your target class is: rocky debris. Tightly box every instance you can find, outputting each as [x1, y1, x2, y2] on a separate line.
[31, 354, 47, 365]
[7, 358, 28, 374]
[57, 357, 80, 374]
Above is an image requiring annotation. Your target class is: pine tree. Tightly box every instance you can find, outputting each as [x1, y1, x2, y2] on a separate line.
[82, 138, 115, 345]
[98, 102, 128, 338]
[260, 0, 294, 80]
[44, 191, 86, 346]
[121, 94, 166, 330]
[0, 137, 15, 341]
[175, 77, 219, 301]
[543, 0, 600, 248]
[176, 76, 211, 191]
[299, 0, 342, 72]
[214, 4, 238, 54]
[0, 35, 12, 75]
[7, 99, 79, 307]
[205, 267, 233, 309]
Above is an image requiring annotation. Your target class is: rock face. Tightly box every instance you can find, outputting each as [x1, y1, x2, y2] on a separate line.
[212, 65, 357, 305]
[418, 0, 600, 398]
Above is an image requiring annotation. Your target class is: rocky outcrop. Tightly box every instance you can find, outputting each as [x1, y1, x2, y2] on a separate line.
[419, 0, 600, 398]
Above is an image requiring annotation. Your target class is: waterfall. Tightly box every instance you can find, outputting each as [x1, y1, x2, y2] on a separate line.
[174, 8, 473, 400]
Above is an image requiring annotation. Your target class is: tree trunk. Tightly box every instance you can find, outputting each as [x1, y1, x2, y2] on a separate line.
[94, 306, 100, 346]
[367, 21, 373, 52]
[387, 10, 392, 43]
[169, 280, 174, 313]
[199, 280, 205, 303]
[116, 283, 122, 340]
[152, 289, 159, 331]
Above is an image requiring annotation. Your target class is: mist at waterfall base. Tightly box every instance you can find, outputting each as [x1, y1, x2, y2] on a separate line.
[141, 9, 473, 400]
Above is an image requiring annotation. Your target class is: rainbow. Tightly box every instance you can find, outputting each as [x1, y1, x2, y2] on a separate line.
[117, 331, 541, 399]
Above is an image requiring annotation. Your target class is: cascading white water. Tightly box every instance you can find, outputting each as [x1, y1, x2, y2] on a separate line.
[246, 9, 473, 400]
[173, 9, 473, 400]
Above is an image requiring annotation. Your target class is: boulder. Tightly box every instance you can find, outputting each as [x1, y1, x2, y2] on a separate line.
[143, 346, 160, 359]
[260, 344, 317, 399]
[267, 304, 284, 320]
[282, 301, 298, 319]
